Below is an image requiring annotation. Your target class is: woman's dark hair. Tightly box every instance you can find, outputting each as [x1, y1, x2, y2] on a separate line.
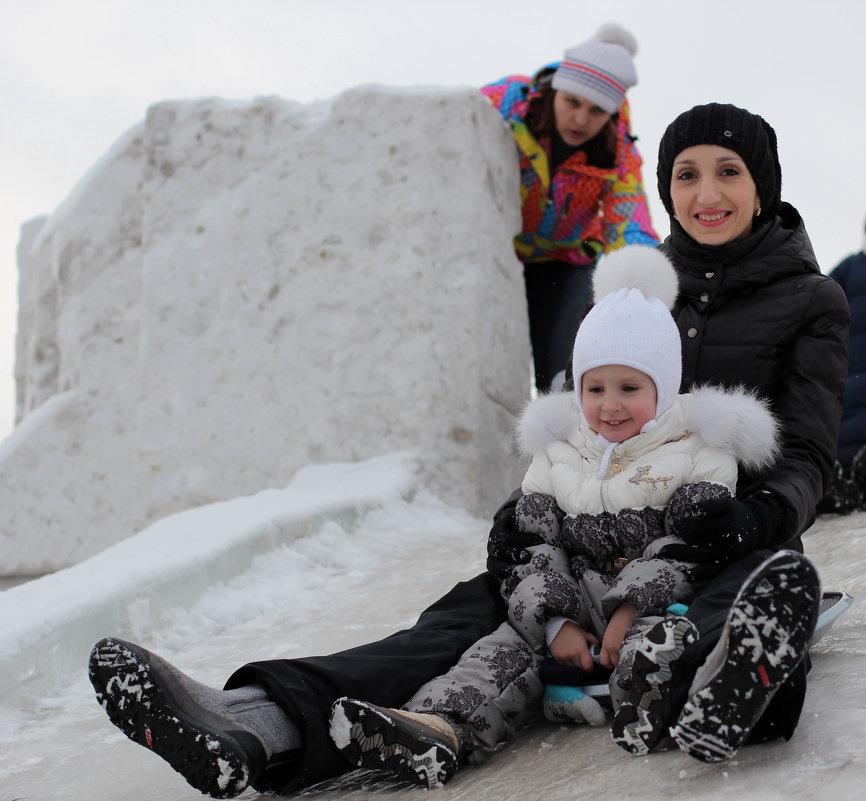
[526, 72, 618, 168]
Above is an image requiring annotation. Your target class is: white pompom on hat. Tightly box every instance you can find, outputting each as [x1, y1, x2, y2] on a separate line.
[551, 23, 639, 114]
[572, 246, 682, 420]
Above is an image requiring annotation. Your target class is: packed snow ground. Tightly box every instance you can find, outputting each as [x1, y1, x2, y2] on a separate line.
[1, 453, 864, 801]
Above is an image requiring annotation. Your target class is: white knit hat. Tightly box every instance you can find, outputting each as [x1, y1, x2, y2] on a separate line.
[551, 23, 639, 114]
[572, 246, 682, 420]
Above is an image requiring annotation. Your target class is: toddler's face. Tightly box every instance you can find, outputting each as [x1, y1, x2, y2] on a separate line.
[581, 365, 657, 442]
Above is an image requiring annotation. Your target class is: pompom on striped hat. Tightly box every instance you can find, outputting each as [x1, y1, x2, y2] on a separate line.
[552, 23, 639, 114]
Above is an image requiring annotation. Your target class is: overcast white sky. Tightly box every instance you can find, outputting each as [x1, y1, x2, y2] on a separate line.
[2, 0, 864, 442]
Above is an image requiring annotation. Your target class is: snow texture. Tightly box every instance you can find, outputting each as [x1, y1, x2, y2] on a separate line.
[1, 85, 530, 575]
[0, 451, 418, 702]
[0, 454, 864, 801]
[329, 705, 353, 751]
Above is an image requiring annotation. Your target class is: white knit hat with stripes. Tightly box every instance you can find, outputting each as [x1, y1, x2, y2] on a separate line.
[552, 23, 639, 114]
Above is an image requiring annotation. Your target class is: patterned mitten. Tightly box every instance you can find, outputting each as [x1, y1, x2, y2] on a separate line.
[543, 684, 606, 726]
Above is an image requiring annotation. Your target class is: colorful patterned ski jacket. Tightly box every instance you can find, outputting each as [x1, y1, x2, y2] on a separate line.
[482, 66, 659, 267]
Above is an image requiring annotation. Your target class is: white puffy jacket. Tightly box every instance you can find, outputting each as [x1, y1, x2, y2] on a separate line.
[505, 385, 780, 642]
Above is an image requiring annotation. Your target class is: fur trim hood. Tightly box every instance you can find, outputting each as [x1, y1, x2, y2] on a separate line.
[516, 385, 780, 471]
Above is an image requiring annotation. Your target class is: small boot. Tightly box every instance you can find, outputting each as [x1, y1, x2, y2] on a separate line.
[329, 697, 459, 788]
[610, 616, 698, 756]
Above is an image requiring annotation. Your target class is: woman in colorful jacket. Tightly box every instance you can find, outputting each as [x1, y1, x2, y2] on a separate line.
[481, 23, 659, 391]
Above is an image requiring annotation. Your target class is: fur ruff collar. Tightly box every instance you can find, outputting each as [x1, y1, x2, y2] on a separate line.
[516, 386, 780, 471]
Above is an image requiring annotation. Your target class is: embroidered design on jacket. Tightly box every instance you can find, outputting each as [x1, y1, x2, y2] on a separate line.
[628, 465, 673, 490]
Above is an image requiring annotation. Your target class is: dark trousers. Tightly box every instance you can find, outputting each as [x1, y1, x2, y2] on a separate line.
[523, 261, 594, 392]
[225, 573, 506, 792]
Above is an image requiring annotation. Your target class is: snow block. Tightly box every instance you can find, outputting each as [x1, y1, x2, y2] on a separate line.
[2, 86, 529, 573]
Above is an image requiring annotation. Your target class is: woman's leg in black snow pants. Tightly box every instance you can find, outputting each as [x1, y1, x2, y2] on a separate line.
[224, 572, 506, 793]
[672, 550, 811, 744]
[523, 260, 594, 392]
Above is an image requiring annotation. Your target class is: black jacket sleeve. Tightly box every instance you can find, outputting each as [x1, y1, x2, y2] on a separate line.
[745, 276, 849, 545]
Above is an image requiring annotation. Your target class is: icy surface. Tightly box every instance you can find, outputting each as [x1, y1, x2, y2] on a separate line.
[2, 86, 530, 574]
[0, 453, 864, 801]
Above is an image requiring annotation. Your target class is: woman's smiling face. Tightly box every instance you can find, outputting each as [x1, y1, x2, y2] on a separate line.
[670, 144, 761, 245]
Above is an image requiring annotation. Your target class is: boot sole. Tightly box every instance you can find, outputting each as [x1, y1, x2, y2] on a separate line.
[89, 637, 254, 798]
[329, 698, 457, 788]
[610, 616, 698, 755]
[670, 551, 820, 763]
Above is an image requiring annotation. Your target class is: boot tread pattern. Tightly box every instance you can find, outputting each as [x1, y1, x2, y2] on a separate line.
[329, 698, 457, 789]
[89, 637, 250, 798]
[670, 552, 820, 763]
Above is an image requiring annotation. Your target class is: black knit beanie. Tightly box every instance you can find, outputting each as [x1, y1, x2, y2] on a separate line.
[656, 103, 782, 221]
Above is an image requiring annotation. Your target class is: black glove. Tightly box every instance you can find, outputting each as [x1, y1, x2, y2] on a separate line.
[659, 493, 783, 568]
[486, 492, 543, 581]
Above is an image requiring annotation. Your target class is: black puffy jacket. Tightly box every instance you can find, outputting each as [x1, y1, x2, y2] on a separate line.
[662, 202, 850, 548]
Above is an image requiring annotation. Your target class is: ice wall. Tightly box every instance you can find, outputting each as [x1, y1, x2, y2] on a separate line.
[1, 85, 530, 574]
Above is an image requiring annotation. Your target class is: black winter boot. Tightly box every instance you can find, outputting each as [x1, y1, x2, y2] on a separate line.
[669, 551, 820, 763]
[89, 637, 280, 798]
[816, 461, 863, 515]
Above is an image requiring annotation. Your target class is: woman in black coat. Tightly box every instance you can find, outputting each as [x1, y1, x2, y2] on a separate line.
[652, 104, 848, 555]
[607, 103, 849, 760]
[87, 104, 849, 796]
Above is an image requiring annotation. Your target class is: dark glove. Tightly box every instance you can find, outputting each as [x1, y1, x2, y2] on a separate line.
[658, 493, 783, 568]
[486, 492, 543, 581]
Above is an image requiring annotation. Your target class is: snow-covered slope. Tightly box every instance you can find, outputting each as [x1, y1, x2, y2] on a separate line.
[0, 452, 420, 702]
[0, 452, 863, 801]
